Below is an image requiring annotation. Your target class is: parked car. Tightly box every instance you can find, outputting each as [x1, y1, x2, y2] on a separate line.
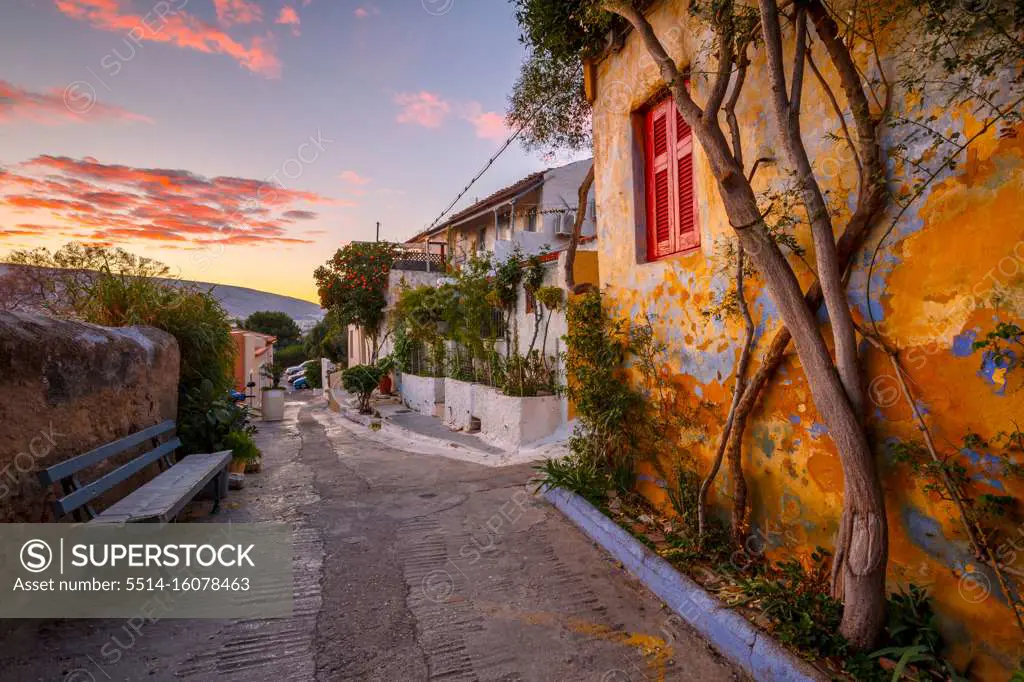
[285, 360, 315, 382]
[292, 376, 309, 390]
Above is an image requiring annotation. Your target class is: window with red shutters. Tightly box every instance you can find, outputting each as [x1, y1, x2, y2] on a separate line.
[644, 93, 698, 261]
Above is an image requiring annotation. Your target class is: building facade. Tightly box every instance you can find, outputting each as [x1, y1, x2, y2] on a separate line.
[589, 0, 1024, 675]
[231, 329, 276, 410]
[408, 159, 598, 266]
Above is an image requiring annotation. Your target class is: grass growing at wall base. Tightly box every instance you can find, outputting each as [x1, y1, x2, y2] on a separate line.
[539, 473, 974, 682]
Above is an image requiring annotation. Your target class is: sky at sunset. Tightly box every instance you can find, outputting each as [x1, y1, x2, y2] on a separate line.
[0, 0, 563, 303]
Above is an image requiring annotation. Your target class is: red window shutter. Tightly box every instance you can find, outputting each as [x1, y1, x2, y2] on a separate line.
[646, 99, 674, 259]
[675, 108, 691, 142]
[675, 111, 698, 250]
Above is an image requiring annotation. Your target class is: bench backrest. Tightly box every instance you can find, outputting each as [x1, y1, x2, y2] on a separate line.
[38, 420, 180, 519]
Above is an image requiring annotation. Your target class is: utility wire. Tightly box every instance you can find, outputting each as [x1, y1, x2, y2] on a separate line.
[424, 113, 536, 233]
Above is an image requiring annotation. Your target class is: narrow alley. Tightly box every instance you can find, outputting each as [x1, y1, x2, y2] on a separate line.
[0, 395, 742, 682]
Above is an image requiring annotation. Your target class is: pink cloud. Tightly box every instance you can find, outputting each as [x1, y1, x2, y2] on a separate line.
[275, 5, 300, 36]
[339, 170, 371, 186]
[354, 5, 379, 18]
[213, 0, 263, 26]
[459, 102, 509, 140]
[54, 0, 282, 77]
[394, 91, 451, 128]
[0, 155, 344, 248]
[0, 81, 150, 126]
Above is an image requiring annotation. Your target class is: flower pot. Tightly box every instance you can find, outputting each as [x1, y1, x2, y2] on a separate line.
[245, 459, 263, 474]
[262, 388, 286, 421]
[228, 459, 246, 490]
[378, 373, 393, 395]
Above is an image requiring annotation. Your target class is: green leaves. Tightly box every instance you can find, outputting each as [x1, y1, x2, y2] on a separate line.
[341, 363, 387, 413]
[314, 241, 400, 333]
[508, 49, 591, 152]
[242, 311, 302, 346]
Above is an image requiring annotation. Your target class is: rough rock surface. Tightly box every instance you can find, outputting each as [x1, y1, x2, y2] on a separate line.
[0, 310, 180, 522]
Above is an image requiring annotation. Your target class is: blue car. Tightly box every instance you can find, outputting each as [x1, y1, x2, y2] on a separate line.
[292, 376, 309, 390]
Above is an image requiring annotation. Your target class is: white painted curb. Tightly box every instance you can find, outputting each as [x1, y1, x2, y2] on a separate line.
[542, 486, 827, 681]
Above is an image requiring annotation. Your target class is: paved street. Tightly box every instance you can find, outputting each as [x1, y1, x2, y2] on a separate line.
[0, 395, 741, 682]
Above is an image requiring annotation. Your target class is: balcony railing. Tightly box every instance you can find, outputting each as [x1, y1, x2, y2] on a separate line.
[393, 243, 447, 272]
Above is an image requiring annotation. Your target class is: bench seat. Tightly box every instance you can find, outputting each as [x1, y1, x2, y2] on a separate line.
[91, 451, 232, 524]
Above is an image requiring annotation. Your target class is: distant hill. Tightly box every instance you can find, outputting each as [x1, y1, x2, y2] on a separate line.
[0, 264, 325, 330]
[164, 279, 325, 330]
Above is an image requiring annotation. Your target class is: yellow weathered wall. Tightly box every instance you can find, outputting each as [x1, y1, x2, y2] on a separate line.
[567, 249, 602, 422]
[591, 1, 1024, 676]
[573, 249, 600, 289]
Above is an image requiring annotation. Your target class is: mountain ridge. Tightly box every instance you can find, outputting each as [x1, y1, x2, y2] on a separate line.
[0, 264, 325, 330]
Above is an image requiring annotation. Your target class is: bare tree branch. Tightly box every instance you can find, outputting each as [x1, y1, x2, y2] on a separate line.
[789, 6, 808, 114]
[761, 0, 865, 418]
[705, 7, 737, 120]
[565, 164, 596, 292]
[806, 48, 863, 180]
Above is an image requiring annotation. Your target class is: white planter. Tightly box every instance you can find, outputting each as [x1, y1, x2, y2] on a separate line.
[475, 386, 562, 450]
[400, 373, 445, 416]
[262, 388, 286, 421]
[444, 378, 476, 430]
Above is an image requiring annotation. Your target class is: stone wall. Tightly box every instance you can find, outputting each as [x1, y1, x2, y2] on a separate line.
[0, 311, 180, 522]
[444, 378, 475, 430]
[474, 386, 562, 451]
[400, 373, 445, 417]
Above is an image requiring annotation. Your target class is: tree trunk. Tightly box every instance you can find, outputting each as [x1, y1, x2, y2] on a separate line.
[726, 185, 888, 650]
[565, 164, 595, 291]
[527, 303, 542, 354]
[759, 0, 865, 418]
[697, 245, 753, 543]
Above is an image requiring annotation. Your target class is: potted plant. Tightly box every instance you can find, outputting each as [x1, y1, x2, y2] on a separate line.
[261, 360, 287, 421]
[224, 429, 261, 490]
[377, 355, 396, 395]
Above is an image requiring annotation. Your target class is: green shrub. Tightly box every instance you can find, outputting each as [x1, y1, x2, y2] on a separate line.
[224, 429, 261, 463]
[178, 391, 256, 456]
[501, 350, 554, 397]
[306, 360, 323, 389]
[275, 344, 307, 368]
[534, 450, 632, 506]
[342, 363, 386, 413]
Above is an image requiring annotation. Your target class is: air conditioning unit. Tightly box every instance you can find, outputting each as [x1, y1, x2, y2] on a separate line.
[555, 214, 574, 236]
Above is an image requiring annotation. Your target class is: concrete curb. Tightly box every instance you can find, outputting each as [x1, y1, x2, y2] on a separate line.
[542, 486, 827, 682]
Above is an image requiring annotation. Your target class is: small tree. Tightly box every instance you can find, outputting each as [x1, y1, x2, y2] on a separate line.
[314, 241, 399, 361]
[243, 311, 301, 346]
[304, 313, 348, 364]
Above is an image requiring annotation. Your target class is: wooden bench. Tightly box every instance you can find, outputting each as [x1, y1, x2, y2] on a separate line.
[38, 420, 232, 524]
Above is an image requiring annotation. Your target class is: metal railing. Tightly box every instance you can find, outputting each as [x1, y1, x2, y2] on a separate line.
[393, 243, 447, 272]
